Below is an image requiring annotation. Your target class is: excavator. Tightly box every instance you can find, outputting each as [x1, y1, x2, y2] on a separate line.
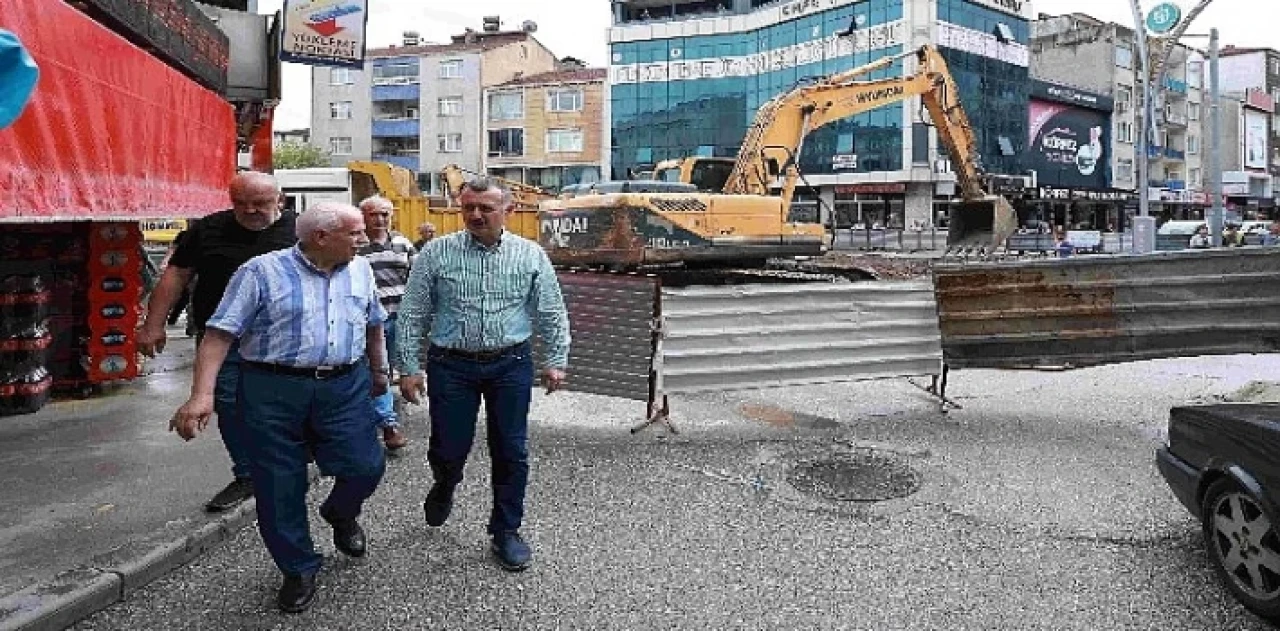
[539, 44, 1018, 268]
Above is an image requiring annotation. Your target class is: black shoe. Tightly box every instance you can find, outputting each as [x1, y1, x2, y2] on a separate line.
[205, 477, 252, 513]
[277, 572, 317, 614]
[490, 531, 532, 572]
[321, 511, 367, 558]
[423, 485, 453, 527]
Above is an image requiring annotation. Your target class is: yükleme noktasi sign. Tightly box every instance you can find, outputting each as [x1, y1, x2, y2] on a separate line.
[280, 0, 369, 69]
[1028, 99, 1109, 190]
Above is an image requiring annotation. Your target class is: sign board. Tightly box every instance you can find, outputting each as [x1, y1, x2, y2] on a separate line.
[1028, 100, 1108, 190]
[832, 154, 859, 170]
[835, 183, 906, 195]
[1145, 3, 1182, 34]
[1030, 80, 1113, 112]
[280, 0, 369, 69]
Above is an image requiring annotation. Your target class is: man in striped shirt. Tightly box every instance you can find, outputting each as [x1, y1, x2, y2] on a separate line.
[169, 202, 389, 613]
[397, 177, 570, 572]
[357, 196, 415, 452]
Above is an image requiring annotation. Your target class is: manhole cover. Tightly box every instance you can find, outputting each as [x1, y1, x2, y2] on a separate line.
[787, 450, 920, 502]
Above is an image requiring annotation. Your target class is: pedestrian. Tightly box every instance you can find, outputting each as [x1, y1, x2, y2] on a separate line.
[413, 221, 437, 250]
[1265, 221, 1280, 246]
[1189, 225, 1211, 249]
[396, 177, 570, 572]
[138, 172, 297, 512]
[1055, 230, 1074, 258]
[357, 195, 415, 452]
[169, 202, 389, 614]
[1222, 223, 1244, 247]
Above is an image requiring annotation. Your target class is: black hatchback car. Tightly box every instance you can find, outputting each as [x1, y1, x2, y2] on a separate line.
[1157, 403, 1280, 623]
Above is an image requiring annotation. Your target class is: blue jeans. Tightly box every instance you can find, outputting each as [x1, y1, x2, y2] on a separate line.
[372, 314, 398, 429]
[238, 361, 386, 575]
[211, 340, 252, 480]
[426, 341, 534, 535]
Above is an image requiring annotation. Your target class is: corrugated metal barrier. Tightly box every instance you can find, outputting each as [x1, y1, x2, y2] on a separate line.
[659, 281, 943, 393]
[535, 271, 659, 402]
[934, 247, 1280, 369]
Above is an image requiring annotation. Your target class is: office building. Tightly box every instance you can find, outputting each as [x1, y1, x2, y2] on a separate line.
[607, 0, 1034, 228]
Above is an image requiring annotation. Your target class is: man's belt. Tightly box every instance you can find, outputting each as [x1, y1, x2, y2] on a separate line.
[431, 341, 527, 363]
[244, 361, 358, 379]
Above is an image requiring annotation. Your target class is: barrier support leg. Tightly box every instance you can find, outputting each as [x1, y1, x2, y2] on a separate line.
[909, 364, 961, 413]
[631, 395, 677, 435]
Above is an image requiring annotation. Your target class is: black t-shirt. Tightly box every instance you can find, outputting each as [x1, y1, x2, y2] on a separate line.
[168, 209, 297, 330]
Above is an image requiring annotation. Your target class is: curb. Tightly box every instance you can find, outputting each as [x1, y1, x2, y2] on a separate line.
[0, 499, 259, 631]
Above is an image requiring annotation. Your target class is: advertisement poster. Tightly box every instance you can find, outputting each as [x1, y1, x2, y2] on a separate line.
[1028, 100, 1108, 190]
[1244, 109, 1268, 170]
[280, 0, 369, 69]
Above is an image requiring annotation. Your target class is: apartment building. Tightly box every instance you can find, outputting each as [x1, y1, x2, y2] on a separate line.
[1218, 47, 1280, 213]
[310, 25, 559, 194]
[608, 0, 1035, 229]
[483, 66, 608, 191]
[1032, 13, 1208, 225]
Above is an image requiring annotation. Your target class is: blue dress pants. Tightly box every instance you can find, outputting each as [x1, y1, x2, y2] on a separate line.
[239, 362, 386, 576]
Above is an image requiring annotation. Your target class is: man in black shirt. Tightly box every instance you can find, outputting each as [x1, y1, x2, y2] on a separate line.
[139, 171, 298, 512]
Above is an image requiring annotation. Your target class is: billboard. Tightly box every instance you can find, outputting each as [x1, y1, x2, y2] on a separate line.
[279, 0, 369, 69]
[1028, 99, 1109, 190]
[1244, 109, 1268, 170]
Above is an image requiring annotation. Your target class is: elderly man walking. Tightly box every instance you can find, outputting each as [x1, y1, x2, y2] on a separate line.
[357, 195, 415, 451]
[170, 202, 389, 613]
[397, 177, 570, 572]
[139, 171, 297, 512]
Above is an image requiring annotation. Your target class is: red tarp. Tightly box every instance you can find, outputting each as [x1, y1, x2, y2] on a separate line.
[0, 0, 236, 221]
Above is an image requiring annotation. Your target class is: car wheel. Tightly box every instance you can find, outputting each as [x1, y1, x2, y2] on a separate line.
[1202, 477, 1280, 622]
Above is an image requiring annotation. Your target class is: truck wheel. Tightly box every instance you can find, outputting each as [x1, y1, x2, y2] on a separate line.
[1202, 477, 1280, 622]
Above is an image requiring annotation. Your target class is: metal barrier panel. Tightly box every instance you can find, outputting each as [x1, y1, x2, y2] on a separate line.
[660, 281, 943, 393]
[934, 247, 1280, 369]
[534, 271, 658, 402]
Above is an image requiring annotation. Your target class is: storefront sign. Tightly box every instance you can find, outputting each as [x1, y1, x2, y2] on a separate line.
[1030, 80, 1113, 111]
[835, 183, 905, 194]
[970, 0, 1032, 18]
[1028, 99, 1108, 190]
[1245, 89, 1276, 113]
[1244, 110, 1268, 170]
[831, 154, 858, 170]
[936, 21, 1030, 68]
[1037, 187, 1133, 201]
[280, 0, 369, 69]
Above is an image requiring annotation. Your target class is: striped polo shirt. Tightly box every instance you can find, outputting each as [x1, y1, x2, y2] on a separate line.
[395, 230, 570, 374]
[205, 246, 387, 367]
[357, 232, 416, 315]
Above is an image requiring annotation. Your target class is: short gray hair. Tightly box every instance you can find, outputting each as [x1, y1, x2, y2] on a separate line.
[297, 201, 357, 241]
[461, 177, 513, 207]
[358, 195, 394, 213]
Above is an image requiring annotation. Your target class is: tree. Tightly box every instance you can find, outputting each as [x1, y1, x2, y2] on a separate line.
[273, 142, 331, 170]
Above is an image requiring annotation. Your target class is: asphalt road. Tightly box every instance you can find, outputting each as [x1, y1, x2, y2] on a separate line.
[73, 353, 1280, 630]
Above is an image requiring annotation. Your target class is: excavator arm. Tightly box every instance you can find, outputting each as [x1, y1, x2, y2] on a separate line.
[441, 163, 553, 211]
[723, 45, 1015, 250]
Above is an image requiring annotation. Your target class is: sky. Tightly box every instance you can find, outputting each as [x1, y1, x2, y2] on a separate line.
[257, 0, 1276, 131]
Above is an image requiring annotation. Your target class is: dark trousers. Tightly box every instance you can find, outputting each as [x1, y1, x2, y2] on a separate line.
[239, 362, 386, 575]
[426, 341, 534, 535]
[197, 334, 252, 481]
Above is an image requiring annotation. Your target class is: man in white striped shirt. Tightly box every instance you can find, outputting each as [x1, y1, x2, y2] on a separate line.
[357, 196, 415, 452]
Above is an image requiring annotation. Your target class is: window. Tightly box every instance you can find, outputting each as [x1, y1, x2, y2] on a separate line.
[329, 137, 352, 155]
[1116, 85, 1133, 113]
[1167, 169, 1183, 183]
[1116, 158, 1134, 182]
[329, 101, 352, 119]
[438, 97, 463, 117]
[489, 92, 524, 120]
[1115, 43, 1133, 70]
[1117, 121, 1134, 143]
[439, 60, 463, 79]
[487, 128, 524, 157]
[372, 62, 419, 84]
[546, 88, 584, 112]
[330, 67, 355, 85]
[438, 133, 463, 153]
[1187, 61, 1203, 90]
[1189, 168, 1201, 187]
[1188, 135, 1200, 154]
[546, 128, 584, 153]
[1189, 103, 1201, 121]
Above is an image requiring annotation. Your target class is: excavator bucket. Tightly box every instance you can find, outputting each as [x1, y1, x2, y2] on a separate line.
[946, 195, 1018, 253]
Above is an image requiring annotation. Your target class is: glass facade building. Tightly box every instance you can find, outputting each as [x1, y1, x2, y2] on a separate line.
[608, 0, 1032, 224]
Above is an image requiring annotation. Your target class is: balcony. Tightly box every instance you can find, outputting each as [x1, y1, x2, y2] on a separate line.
[1164, 111, 1189, 127]
[1165, 147, 1186, 161]
[372, 84, 420, 102]
[372, 153, 420, 172]
[372, 118, 420, 138]
[1163, 77, 1189, 95]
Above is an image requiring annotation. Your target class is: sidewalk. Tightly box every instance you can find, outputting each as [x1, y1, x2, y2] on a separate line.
[0, 333, 260, 631]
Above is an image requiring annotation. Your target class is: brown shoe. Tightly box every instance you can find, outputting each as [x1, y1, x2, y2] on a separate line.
[382, 426, 409, 451]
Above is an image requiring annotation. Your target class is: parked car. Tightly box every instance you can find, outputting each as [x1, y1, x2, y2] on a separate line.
[1157, 403, 1280, 622]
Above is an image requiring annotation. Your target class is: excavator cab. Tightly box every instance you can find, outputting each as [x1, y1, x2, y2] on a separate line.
[947, 194, 1018, 253]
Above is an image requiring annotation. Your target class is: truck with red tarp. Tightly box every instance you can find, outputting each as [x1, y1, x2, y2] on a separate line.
[0, 0, 259, 413]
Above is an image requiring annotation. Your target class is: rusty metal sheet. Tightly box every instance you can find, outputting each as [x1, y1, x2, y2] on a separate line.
[533, 271, 658, 401]
[659, 281, 943, 393]
[934, 247, 1280, 369]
